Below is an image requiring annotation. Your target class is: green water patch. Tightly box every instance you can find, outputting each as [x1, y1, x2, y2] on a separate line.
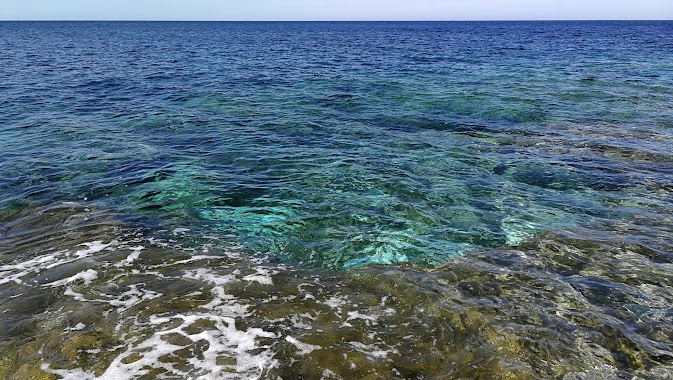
[5, 74, 671, 272]
[6, 95, 669, 272]
[102, 136, 594, 270]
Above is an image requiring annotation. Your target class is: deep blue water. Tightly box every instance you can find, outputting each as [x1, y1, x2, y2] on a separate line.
[1, 21, 673, 379]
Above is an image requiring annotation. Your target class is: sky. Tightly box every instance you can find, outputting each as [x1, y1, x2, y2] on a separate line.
[1, 0, 672, 21]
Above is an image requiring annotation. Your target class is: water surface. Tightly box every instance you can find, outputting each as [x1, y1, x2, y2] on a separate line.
[1, 21, 673, 379]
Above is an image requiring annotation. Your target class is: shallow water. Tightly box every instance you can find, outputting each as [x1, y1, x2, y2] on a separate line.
[1, 21, 673, 379]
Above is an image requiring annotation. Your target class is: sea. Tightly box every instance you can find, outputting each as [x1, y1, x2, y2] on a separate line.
[1, 21, 672, 379]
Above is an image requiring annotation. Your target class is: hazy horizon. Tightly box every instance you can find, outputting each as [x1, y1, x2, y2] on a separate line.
[1, 0, 672, 21]
[2, 19, 673, 22]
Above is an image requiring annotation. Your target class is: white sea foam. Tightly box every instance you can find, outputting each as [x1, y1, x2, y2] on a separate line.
[65, 323, 87, 332]
[1, 232, 295, 379]
[242, 267, 276, 285]
[115, 246, 144, 267]
[0, 252, 62, 285]
[44, 269, 98, 287]
[44, 313, 278, 380]
[72, 241, 116, 259]
[17, 233, 399, 379]
[346, 311, 379, 324]
[184, 268, 237, 286]
[173, 227, 190, 235]
[321, 368, 342, 380]
[348, 341, 396, 359]
[0, 240, 115, 285]
[63, 287, 89, 302]
[285, 335, 321, 355]
[322, 295, 349, 312]
[107, 284, 162, 312]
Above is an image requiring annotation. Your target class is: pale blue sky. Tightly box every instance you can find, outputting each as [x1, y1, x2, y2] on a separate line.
[1, 0, 672, 21]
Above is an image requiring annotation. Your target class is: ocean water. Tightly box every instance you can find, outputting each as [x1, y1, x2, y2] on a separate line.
[1, 21, 673, 379]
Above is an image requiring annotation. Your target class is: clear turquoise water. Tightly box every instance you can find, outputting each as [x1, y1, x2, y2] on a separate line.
[1, 21, 673, 379]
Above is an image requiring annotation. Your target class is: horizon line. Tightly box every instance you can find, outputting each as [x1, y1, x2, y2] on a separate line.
[1, 19, 673, 22]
